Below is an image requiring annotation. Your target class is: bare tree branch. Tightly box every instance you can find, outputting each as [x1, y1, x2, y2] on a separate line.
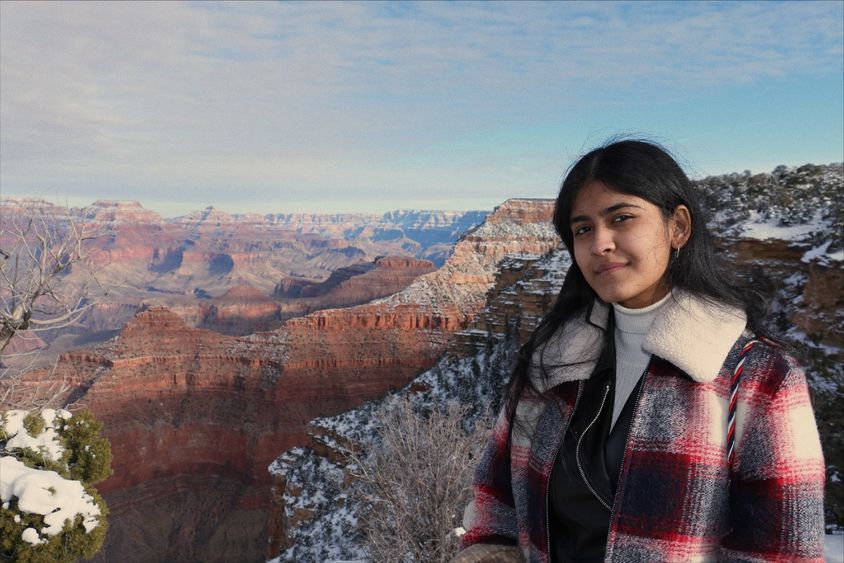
[0, 200, 102, 409]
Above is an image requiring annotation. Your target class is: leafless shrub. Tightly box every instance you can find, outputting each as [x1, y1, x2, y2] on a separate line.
[0, 357, 74, 411]
[0, 202, 101, 408]
[349, 397, 490, 563]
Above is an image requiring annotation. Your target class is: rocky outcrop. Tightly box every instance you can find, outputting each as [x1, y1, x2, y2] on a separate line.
[718, 236, 844, 348]
[38, 309, 290, 562]
[275, 198, 559, 401]
[795, 260, 844, 346]
[273, 257, 422, 302]
[374, 199, 558, 317]
[273, 277, 312, 299]
[450, 250, 570, 356]
[260, 200, 559, 555]
[483, 198, 555, 225]
[191, 284, 282, 335]
[275, 256, 433, 299]
[163, 257, 438, 336]
[32, 304, 424, 561]
[55, 301, 439, 562]
[82, 200, 164, 224]
[267, 247, 571, 561]
[273, 256, 436, 318]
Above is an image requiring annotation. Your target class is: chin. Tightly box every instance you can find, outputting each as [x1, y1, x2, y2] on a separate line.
[591, 286, 629, 304]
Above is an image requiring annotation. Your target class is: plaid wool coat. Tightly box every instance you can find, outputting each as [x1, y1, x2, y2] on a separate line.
[458, 292, 826, 563]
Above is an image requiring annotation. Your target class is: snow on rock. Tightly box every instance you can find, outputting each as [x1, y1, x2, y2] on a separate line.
[370, 202, 559, 314]
[269, 447, 366, 563]
[739, 210, 827, 242]
[0, 457, 102, 535]
[698, 163, 843, 257]
[803, 241, 844, 265]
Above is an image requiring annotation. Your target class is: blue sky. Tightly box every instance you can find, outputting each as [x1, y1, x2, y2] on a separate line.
[1, 1, 842, 216]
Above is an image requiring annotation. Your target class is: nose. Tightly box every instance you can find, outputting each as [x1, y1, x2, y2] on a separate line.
[590, 227, 614, 256]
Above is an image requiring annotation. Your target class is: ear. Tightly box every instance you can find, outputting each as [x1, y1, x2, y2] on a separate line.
[670, 205, 692, 249]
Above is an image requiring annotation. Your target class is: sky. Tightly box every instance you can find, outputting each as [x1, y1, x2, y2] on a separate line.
[1, 1, 842, 217]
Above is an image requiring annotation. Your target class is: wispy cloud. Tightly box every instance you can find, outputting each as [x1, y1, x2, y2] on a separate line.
[1, 0, 841, 213]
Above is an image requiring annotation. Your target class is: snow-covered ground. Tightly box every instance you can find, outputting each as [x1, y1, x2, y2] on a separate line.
[700, 163, 843, 262]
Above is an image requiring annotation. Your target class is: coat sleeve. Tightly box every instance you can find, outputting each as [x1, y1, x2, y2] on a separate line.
[458, 406, 521, 554]
[720, 348, 826, 562]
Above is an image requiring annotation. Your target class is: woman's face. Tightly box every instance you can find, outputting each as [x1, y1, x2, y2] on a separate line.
[570, 181, 690, 309]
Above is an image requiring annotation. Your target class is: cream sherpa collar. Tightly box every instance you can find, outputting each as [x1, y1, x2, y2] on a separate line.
[531, 290, 747, 393]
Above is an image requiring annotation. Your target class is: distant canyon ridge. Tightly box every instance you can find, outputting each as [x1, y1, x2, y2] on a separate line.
[0, 199, 488, 360]
[1, 162, 841, 562]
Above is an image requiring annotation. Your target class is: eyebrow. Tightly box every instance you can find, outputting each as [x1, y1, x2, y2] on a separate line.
[570, 202, 643, 224]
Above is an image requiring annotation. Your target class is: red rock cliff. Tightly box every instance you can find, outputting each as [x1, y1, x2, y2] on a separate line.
[4, 199, 559, 562]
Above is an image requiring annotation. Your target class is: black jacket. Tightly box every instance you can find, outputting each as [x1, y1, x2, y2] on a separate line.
[548, 329, 643, 563]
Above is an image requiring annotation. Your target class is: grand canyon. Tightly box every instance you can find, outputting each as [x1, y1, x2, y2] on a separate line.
[1, 162, 842, 562]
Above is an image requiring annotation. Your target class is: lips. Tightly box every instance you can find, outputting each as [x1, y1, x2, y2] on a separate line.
[595, 262, 626, 275]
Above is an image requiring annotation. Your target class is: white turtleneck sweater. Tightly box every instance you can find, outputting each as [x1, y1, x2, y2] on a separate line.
[610, 291, 673, 429]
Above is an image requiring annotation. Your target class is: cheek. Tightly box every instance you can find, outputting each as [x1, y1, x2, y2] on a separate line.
[572, 242, 590, 272]
[637, 238, 672, 279]
[630, 226, 670, 262]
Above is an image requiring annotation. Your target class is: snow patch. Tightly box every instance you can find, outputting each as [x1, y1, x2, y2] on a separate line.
[0, 457, 102, 535]
[803, 241, 844, 265]
[738, 210, 828, 242]
[21, 527, 45, 545]
[1, 409, 68, 463]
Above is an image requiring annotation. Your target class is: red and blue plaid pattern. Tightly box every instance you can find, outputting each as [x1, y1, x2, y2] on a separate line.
[461, 338, 825, 562]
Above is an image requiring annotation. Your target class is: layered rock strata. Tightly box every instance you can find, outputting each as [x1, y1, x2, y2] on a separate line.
[0, 199, 487, 360]
[268, 246, 571, 561]
[3, 199, 555, 562]
[31, 303, 445, 562]
[273, 256, 436, 319]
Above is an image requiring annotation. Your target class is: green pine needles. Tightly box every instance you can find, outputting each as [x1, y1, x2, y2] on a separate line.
[1, 408, 112, 562]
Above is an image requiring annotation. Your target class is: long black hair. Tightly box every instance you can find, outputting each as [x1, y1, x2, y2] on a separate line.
[505, 139, 770, 423]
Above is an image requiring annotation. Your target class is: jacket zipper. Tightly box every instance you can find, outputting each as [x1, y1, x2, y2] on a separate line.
[604, 367, 648, 560]
[575, 383, 613, 511]
[546, 381, 584, 561]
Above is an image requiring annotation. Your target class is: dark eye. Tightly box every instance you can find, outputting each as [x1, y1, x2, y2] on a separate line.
[612, 214, 633, 223]
[573, 225, 591, 236]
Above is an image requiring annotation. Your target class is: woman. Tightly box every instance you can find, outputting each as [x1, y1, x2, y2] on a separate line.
[456, 140, 825, 562]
